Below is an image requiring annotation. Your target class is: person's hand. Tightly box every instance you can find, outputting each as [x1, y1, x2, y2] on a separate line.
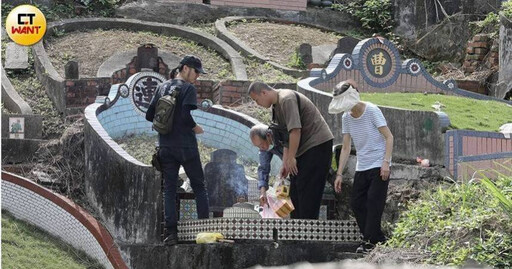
[259, 187, 268, 206]
[334, 175, 343, 193]
[279, 166, 289, 179]
[284, 157, 298, 176]
[193, 124, 204, 134]
[381, 161, 390, 181]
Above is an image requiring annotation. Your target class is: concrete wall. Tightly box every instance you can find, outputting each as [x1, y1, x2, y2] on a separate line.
[84, 103, 163, 246]
[116, 1, 360, 34]
[1, 66, 32, 114]
[1, 171, 128, 269]
[211, 0, 307, 11]
[497, 15, 512, 99]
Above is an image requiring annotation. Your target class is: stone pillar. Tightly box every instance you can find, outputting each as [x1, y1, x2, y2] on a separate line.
[204, 149, 248, 214]
[64, 60, 79, 79]
[136, 44, 159, 72]
[298, 43, 313, 65]
[497, 15, 512, 99]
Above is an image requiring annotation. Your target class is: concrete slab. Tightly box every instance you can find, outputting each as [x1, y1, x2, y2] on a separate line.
[97, 50, 181, 78]
[5, 42, 29, 70]
[312, 44, 336, 65]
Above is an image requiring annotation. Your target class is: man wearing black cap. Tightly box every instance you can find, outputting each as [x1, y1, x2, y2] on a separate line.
[146, 55, 210, 245]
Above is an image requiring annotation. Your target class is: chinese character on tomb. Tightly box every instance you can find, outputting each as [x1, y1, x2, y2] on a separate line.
[371, 52, 386, 75]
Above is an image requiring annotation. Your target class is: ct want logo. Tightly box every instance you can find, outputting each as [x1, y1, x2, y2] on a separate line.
[5, 5, 47, 46]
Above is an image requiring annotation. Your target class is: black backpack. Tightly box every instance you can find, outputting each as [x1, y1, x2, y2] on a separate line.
[153, 81, 182, 134]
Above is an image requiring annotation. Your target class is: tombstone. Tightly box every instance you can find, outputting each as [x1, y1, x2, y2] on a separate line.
[297, 43, 313, 65]
[312, 44, 337, 66]
[204, 149, 248, 213]
[326, 36, 361, 64]
[5, 42, 28, 70]
[136, 43, 159, 72]
[64, 60, 79, 79]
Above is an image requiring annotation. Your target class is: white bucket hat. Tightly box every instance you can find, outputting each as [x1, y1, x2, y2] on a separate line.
[328, 82, 360, 114]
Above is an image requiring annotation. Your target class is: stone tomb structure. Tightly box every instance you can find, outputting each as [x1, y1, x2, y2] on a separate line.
[204, 149, 248, 213]
[84, 71, 361, 267]
[298, 37, 511, 177]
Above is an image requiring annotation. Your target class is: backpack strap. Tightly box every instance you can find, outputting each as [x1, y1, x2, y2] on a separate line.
[160, 79, 184, 97]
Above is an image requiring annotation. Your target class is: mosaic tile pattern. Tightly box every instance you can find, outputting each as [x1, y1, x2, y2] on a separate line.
[178, 218, 361, 242]
[319, 205, 327, 221]
[223, 207, 261, 219]
[179, 199, 198, 220]
[247, 177, 259, 202]
[1, 180, 114, 269]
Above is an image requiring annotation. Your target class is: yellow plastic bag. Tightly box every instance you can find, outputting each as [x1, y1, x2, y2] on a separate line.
[195, 232, 224, 244]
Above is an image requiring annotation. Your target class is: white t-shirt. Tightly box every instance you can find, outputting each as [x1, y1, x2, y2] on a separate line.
[342, 102, 388, 171]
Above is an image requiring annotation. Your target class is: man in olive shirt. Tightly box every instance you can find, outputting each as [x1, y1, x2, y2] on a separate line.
[248, 81, 334, 219]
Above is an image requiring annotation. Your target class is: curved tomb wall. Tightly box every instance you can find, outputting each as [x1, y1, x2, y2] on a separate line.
[84, 71, 281, 245]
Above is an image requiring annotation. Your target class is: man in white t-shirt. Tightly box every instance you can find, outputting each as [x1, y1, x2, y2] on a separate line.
[328, 79, 394, 253]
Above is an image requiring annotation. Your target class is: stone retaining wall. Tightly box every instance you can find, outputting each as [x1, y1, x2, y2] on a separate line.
[210, 0, 307, 11]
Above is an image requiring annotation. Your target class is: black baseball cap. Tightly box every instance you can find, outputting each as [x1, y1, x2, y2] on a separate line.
[180, 55, 207, 74]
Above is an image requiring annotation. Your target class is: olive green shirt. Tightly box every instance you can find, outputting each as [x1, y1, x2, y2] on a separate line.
[273, 89, 334, 157]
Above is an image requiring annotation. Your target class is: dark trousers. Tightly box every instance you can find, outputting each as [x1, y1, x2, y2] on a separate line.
[351, 167, 389, 244]
[290, 139, 333, 219]
[159, 147, 209, 233]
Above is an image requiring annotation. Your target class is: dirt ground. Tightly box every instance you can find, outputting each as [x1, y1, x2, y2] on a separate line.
[228, 20, 342, 68]
[45, 29, 233, 80]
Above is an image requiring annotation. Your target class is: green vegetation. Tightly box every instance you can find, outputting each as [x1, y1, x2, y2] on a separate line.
[361, 93, 512, 132]
[2, 211, 104, 269]
[2, 0, 120, 22]
[502, 0, 512, 19]
[332, 0, 394, 36]
[471, 1, 512, 38]
[244, 58, 298, 83]
[287, 51, 306, 69]
[388, 173, 512, 267]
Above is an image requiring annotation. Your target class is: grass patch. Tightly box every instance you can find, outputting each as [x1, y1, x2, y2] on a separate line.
[244, 57, 298, 83]
[388, 174, 512, 267]
[361, 93, 512, 132]
[1, 211, 104, 269]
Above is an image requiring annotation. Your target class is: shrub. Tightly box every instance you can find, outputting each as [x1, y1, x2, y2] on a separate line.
[332, 0, 394, 36]
[388, 174, 512, 267]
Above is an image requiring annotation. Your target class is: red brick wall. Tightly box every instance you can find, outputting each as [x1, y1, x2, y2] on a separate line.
[195, 80, 296, 106]
[210, 0, 307, 11]
[65, 78, 111, 109]
[447, 131, 512, 180]
[315, 69, 445, 95]
[463, 34, 499, 74]
[112, 57, 169, 84]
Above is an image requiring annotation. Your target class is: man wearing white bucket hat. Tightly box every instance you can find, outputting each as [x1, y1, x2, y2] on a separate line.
[329, 79, 394, 253]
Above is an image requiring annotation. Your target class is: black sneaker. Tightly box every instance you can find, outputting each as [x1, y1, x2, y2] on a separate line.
[163, 232, 178, 246]
[355, 242, 375, 254]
